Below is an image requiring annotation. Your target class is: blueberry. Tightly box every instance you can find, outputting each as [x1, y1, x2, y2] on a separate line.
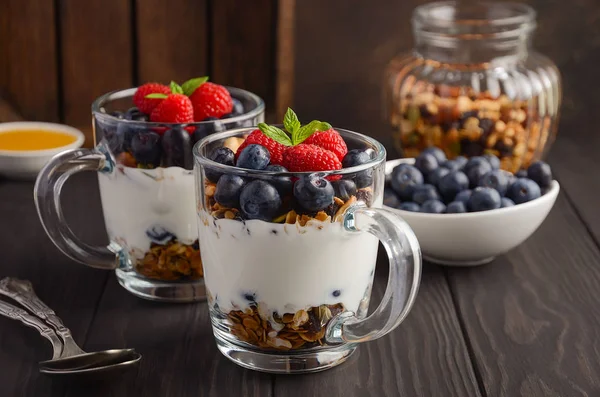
[205, 147, 235, 183]
[438, 171, 469, 202]
[145, 226, 175, 244]
[478, 169, 509, 196]
[446, 201, 467, 213]
[466, 161, 492, 188]
[454, 156, 468, 170]
[125, 107, 149, 122]
[399, 202, 420, 212]
[527, 161, 552, 188]
[464, 156, 489, 173]
[390, 165, 424, 201]
[332, 179, 357, 201]
[467, 187, 502, 212]
[501, 197, 515, 208]
[454, 189, 472, 204]
[415, 152, 439, 176]
[342, 149, 373, 188]
[504, 170, 517, 187]
[204, 116, 219, 122]
[232, 98, 244, 115]
[420, 199, 446, 214]
[332, 290, 341, 298]
[236, 144, 270, 170]
[220, 113, 233, 119]
[515, 169, 528, 178]
[110, 111, 125, 119]
[412, 184, 440, 205]
[243, 292, 256, 302]
[294, 175, 334, 212]
[240, 180, 282, 221]
[215, 175, 246, 208]
[506, 178, 541, 204]
[131, 131, 162, 166]
[265, 164, 293, 195]
[162, 126, 193, 169]
[428, 167, 450, 187]
[422, 147, 446, 163]
[112, 123, 139, 153]
[193, 124, 215, 145]
[384, 188, 401, 208]
[483, 154, 501, 170]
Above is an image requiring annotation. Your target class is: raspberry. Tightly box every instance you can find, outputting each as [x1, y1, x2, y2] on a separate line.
[282, 144, 342, 172]
[150, 94, 194, 124]
[133, 83, 170, 114]
[303, 128, 347, 161]
[189, 82, 233, 121]
[236, 130, 286, 165]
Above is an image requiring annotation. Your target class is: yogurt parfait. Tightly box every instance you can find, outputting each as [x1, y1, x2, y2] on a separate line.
[194, 109, 422, 372]
[92, 77, 264, 301]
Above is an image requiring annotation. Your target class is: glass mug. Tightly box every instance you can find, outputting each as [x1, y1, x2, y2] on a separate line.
[34, 87, 264, 302]
[194, 127, 422, 373]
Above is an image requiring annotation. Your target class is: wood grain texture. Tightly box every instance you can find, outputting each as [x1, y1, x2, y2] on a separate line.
[275, 265, 481, 397]
[274, 0, 295, 121]
[446, 193, 600, 396]
[211, 0, 276, 122]
[0, 96, 24, 122]
[136, 0, 209, 84]
[65, 274, 272, 397]
[0, 175, 109, 397]
[59, 0, 133, 144]
[0, 0, 59, 121]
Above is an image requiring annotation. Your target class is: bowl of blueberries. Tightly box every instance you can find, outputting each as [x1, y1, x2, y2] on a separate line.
[384, 147, 559, 266]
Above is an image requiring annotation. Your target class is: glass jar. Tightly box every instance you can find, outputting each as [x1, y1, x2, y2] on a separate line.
[384, 1, 561, 172]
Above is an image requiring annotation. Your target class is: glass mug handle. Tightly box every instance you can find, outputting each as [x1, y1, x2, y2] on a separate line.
[326, 204, 421, 344]
[34, 148, 122, 270]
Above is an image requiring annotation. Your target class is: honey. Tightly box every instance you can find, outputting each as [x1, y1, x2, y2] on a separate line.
[0, 130, 77, 151]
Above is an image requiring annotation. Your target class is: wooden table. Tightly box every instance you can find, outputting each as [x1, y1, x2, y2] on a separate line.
[0, 138, 599, 397]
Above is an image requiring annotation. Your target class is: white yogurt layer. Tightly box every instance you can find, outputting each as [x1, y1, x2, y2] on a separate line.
[198, 212, 379, 317]
[98, 166, 197, 258]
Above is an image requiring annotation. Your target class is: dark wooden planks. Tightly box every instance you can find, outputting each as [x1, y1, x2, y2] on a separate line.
[274, 0, 295, 121]
[65, 275, 272, 397]
[275, 265, 481, 397]
[0, 0, 59, 122]
[0, 175, 110, 397]
[136, 0, 209, 84]
[211, 0, 277, 121]
[446, 193, 600, 396]
[58, 0, 134, 145]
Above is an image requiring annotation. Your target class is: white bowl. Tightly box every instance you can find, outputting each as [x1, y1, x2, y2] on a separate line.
[384, 158, 560, 266]
[0, 122, 85, 180]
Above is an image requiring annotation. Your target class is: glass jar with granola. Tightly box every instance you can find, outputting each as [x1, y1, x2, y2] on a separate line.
[384, 1, 561, 172]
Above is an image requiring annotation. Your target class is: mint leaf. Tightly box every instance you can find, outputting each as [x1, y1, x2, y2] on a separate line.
[170, 81, 184, 95]
[283, 108, 301, 135]
[258, 123, 292, 146]
[145, 93, 168, 99]
[182, 76, 209, 96]
[294, 120, 332, 144]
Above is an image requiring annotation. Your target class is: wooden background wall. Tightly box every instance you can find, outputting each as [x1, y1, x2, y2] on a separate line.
[1, 0, 597, 154]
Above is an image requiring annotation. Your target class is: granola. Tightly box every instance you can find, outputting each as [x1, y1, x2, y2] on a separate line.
[136, 239, 203, 281]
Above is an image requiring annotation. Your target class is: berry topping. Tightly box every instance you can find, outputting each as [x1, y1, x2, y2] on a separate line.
[236, 129, 286, 165]
[446, 201, 467, 213]
[438, 171, 469, 202]
[125, 107, 150, 122]
[150, 93, 194, 124]
[283, 144, 341, 173]
[332, 179, 357, 201]
[265, 165, 293, 195]
[421, 199, 446, 213]
[131, 131, 162, 166]
[239, 180, 282, 221]
[236, 144, 271, 170]
[133, 83, 171, 114]
[206, 147, 235, 183]
[294, 174, 335, 212]
[304, 128, 348, 161]
[412, 184, 440, 205]
[390, 164, 424, 201]
[399, 202, 420, 212]
[527, 161, 552, 188]
[161, 126, 193, 169]
[215, 175, 246, 208]
[467, 187, 502, 212]
[506, 178, 541, 204]
[189, 82, 233, 121]
[342, 149, 373, 188]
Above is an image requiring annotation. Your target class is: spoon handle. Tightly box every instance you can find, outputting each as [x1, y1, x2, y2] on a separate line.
[0, 300, 63, 360]
[0, 278, 85, 356]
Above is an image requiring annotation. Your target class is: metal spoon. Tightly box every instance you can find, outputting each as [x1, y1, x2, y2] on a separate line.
[0, 277, 141, 375]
